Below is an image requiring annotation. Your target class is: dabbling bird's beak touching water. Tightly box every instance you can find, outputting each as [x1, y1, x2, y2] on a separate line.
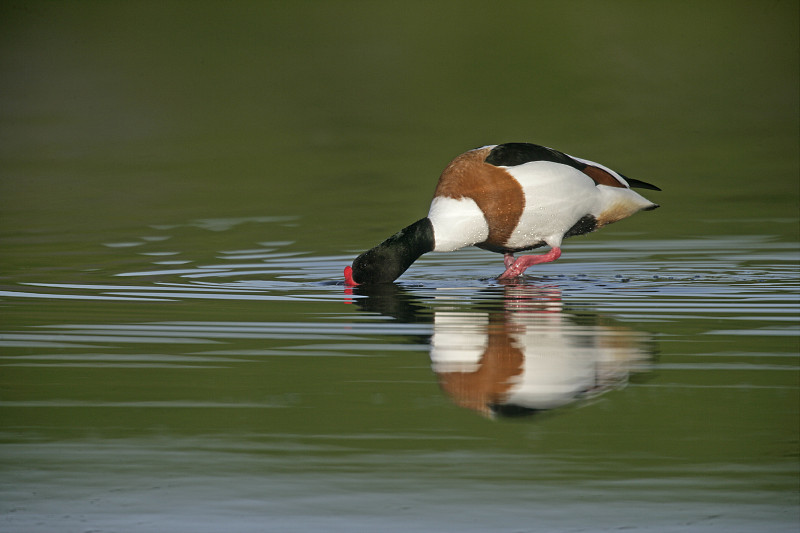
[345, 142, 660, 286]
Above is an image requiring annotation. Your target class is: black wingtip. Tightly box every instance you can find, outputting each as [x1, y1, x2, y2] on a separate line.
[624, 177, 662, 191]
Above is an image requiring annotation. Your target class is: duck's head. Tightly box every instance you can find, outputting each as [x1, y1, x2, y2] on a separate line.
[346, 246, 403, 286]
[344, 218, 435, 286]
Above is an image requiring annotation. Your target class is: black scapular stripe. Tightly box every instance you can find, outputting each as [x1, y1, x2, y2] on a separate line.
[484, 143, 583, 170]
[486, 143, 662, 191]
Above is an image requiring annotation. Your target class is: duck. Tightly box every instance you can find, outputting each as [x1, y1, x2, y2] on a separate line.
[344, 142, 660, 286]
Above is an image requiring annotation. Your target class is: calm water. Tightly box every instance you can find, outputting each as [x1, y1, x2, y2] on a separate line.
[2, 2, 799, 532]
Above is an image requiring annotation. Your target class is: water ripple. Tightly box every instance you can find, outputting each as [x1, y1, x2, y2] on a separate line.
[1, 230, 797, 418]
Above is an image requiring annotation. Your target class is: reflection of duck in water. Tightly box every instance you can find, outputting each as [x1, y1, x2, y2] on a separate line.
[345, 143, 660, 285]
[430, 286, 653, 417]
[349, 282, 655, 418]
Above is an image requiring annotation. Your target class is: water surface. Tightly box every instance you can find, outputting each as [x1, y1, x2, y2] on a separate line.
[1, 2, 798, 532]
[2, 220, 798, 532]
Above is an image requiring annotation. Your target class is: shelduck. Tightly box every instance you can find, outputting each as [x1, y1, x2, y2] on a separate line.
[344, 142, 660, 285]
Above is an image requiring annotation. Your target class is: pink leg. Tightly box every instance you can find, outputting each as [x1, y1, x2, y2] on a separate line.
[498, 247, 562, 280]
[503, 253, 515, 269]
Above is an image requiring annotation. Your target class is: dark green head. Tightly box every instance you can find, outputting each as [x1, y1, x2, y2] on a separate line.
[346, 218, 434, 285]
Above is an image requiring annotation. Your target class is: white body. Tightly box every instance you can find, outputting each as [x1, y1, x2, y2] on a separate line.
[428, 150, 656, 253]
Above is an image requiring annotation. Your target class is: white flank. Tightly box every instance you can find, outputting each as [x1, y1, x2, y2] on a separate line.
[502, 161, 599, 249]
[427, 196, 489, 252]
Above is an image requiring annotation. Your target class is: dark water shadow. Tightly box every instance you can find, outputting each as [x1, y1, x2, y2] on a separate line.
[347, 281, 656, 418]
